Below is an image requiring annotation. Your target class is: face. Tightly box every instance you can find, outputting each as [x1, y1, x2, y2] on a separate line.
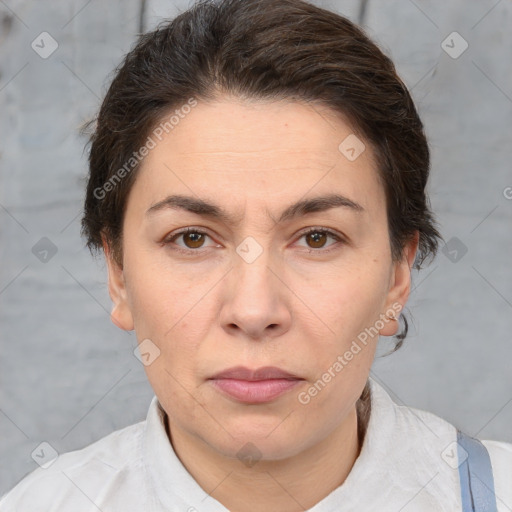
[104, 96, 417, 461]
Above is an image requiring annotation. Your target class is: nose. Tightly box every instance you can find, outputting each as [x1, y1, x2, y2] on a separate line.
[219, 241, 292, 341]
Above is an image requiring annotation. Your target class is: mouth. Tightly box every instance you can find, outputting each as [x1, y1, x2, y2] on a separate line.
[208, 366, 304, 404]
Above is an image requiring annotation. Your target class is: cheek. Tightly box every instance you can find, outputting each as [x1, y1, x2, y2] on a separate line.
[123, 244, 192, 333]
[302, 258, 390, 333]
[124, 255, 214, 377]
[299, 268, 383, 408]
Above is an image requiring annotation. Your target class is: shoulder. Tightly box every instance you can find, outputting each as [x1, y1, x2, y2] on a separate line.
[0, 419, 146, 511]
[398, 406, 512, 512]
[367, 379, 512, 510]
[481, 437, 512, 463]
[481, 438, 512, 510]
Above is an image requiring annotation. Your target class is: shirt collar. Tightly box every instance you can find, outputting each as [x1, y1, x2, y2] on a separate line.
[143, 392, 229, 511]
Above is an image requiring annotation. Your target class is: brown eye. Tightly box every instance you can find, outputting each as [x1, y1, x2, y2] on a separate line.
[297, 228, 343, 253]
[181, 231, 205, 248]
[164, 228, 214, 253]
[306, 231, 328, 249]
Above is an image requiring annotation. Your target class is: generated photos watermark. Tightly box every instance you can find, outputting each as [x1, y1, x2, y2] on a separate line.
[93, 97, 198, 200]
[297, 302, 403, 405]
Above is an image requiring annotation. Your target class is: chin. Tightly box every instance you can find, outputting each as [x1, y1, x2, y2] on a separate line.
[202, 424, 308, 463]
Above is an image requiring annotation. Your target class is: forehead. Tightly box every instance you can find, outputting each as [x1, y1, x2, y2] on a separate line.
[150, 96, 360, 155]
[127, 97, 384, 219]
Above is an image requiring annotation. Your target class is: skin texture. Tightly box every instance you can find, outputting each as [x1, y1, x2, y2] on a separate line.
[103, 96, 418, 512]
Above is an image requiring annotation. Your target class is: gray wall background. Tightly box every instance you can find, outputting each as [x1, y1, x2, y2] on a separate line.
[1, 0, 511, 495]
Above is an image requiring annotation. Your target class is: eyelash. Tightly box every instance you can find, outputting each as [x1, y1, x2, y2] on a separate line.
[162, 226, 344, 256]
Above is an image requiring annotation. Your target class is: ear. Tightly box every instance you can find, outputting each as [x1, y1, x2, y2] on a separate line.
[102, 235, 134, 332]
[379, 231, 419, 336]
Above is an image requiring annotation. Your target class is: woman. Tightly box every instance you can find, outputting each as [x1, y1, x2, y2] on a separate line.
[2, 0, 511, 510]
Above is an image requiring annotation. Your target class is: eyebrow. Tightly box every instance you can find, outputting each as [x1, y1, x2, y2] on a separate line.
[145, 193, 364, 225]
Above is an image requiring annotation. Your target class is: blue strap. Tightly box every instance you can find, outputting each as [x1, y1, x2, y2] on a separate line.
[457, 429, 498, 512]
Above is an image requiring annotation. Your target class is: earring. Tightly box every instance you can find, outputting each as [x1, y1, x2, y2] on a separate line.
[387, 312, 398, 322]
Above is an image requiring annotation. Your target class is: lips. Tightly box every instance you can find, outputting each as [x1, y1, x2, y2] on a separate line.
[208, 366, 304, 403]
[209, 365, 301, 381]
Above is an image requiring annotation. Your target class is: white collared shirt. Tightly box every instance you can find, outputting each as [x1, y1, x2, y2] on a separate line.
[2, 377, 511, 511]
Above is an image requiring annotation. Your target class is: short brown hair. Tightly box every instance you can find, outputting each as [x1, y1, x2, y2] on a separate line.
[81, 0, 443, 351]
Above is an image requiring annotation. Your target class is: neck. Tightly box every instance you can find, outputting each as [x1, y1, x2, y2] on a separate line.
[165, 384, 371, 512]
